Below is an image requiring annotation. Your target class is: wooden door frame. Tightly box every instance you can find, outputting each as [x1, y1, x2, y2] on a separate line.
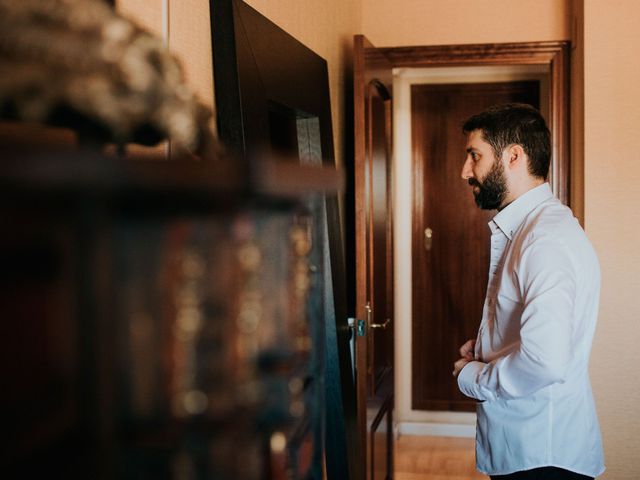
[354, 34, 395, 480]
[367, 41, 571, 207]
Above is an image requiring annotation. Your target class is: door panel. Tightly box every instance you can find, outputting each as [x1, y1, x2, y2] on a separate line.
[411, 81, 539, 411]
[354, 34, 394, 480]
[371, 397, 393, 480]
[368, 82, 393, 395]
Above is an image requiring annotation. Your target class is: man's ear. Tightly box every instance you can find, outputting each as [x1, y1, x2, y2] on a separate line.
[507, 144, 526, 170]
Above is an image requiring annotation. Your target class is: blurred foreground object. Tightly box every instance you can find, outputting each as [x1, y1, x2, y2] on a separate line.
[0, 148, 342, 478]
[0, 0, 211, 150]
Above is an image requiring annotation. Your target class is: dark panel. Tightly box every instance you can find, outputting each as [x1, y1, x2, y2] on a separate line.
[370, 395, 393, 480]
[369, 87, 392, 393]
[210, 0, 245, 153]
[211, 3, 353, 479]
[212, 0, 334, 165]
[354, 34, 395, 480]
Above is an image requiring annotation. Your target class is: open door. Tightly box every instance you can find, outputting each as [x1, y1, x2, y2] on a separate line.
[351, 38, 570, 480]
[354, 34, 394, 480]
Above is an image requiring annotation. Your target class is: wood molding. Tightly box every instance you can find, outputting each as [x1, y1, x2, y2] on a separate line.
[375, 41, 569, 67]
[353, 35, 368, 465]
[354, 33, 396, 480]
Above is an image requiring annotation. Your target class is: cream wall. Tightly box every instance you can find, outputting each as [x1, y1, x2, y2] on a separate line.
[116, 0, 214, 158]
[584, 1, 640, 478]
[116, 0, 214, 115]
[116, 0, 163, 36]
[361, 0, 569, 47]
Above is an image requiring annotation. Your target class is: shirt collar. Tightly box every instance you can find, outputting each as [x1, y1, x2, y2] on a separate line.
[489, 183, 554, 240]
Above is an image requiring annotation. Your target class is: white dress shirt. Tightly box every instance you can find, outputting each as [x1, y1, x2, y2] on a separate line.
[457, 183, 605, 477]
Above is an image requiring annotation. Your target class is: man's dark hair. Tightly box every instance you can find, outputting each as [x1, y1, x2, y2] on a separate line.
[462, 103, 551, 179]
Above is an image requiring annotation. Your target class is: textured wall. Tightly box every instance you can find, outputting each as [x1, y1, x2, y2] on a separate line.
[117, 0, 214, 156]
[361, 0, 569, 47]
[584, 1, 640, 478]
[117, 0, 213, 114]
[116, 0, 163, 36]
[167, 0, 215, 131]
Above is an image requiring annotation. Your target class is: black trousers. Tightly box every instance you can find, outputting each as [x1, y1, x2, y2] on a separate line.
[491, 467, 594, 480]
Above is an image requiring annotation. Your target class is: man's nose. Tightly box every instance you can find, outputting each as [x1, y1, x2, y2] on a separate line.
[461, 157, 473, 180]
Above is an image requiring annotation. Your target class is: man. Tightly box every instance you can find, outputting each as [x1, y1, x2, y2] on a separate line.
[453, 104, 604, 479]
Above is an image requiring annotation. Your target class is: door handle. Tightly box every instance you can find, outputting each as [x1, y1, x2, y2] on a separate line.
[424, 227, 433, 251]
[370, 318, 391, 330]
[366, 302, 391, 330]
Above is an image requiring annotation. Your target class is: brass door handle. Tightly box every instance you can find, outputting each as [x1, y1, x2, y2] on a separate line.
[424, 227, 433, 251]
[366, 302, 391, 330]
[370, 318, 391, 330]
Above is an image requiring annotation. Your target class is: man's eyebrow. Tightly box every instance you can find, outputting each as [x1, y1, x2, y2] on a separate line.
[466, 147, 478, 153]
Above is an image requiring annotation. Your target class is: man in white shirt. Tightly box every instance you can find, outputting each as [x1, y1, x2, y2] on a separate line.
[453, 104, 604, 479]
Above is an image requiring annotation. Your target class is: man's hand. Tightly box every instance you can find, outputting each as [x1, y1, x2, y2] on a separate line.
[453, 358, 469, 378]
[459, 338, 476, 360]
[453, 339, 476, 378]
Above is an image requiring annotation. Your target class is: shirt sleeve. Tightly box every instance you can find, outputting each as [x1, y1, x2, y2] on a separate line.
[457, 234, 576, 402]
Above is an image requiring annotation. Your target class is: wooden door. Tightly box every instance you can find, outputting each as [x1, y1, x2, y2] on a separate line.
[411, 81, 539, 411]
[354, 34, 394, 480]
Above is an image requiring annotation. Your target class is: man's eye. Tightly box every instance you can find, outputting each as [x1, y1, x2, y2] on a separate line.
[471, 152, 478, 161]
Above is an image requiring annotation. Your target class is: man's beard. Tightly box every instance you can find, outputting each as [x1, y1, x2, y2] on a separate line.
[468, 159, 507, 210]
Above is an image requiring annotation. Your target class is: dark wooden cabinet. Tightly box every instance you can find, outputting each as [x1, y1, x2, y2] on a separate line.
[0, 149, 342, 479]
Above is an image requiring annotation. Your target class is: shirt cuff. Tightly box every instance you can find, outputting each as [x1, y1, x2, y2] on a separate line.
[457, 360, 493, 402]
